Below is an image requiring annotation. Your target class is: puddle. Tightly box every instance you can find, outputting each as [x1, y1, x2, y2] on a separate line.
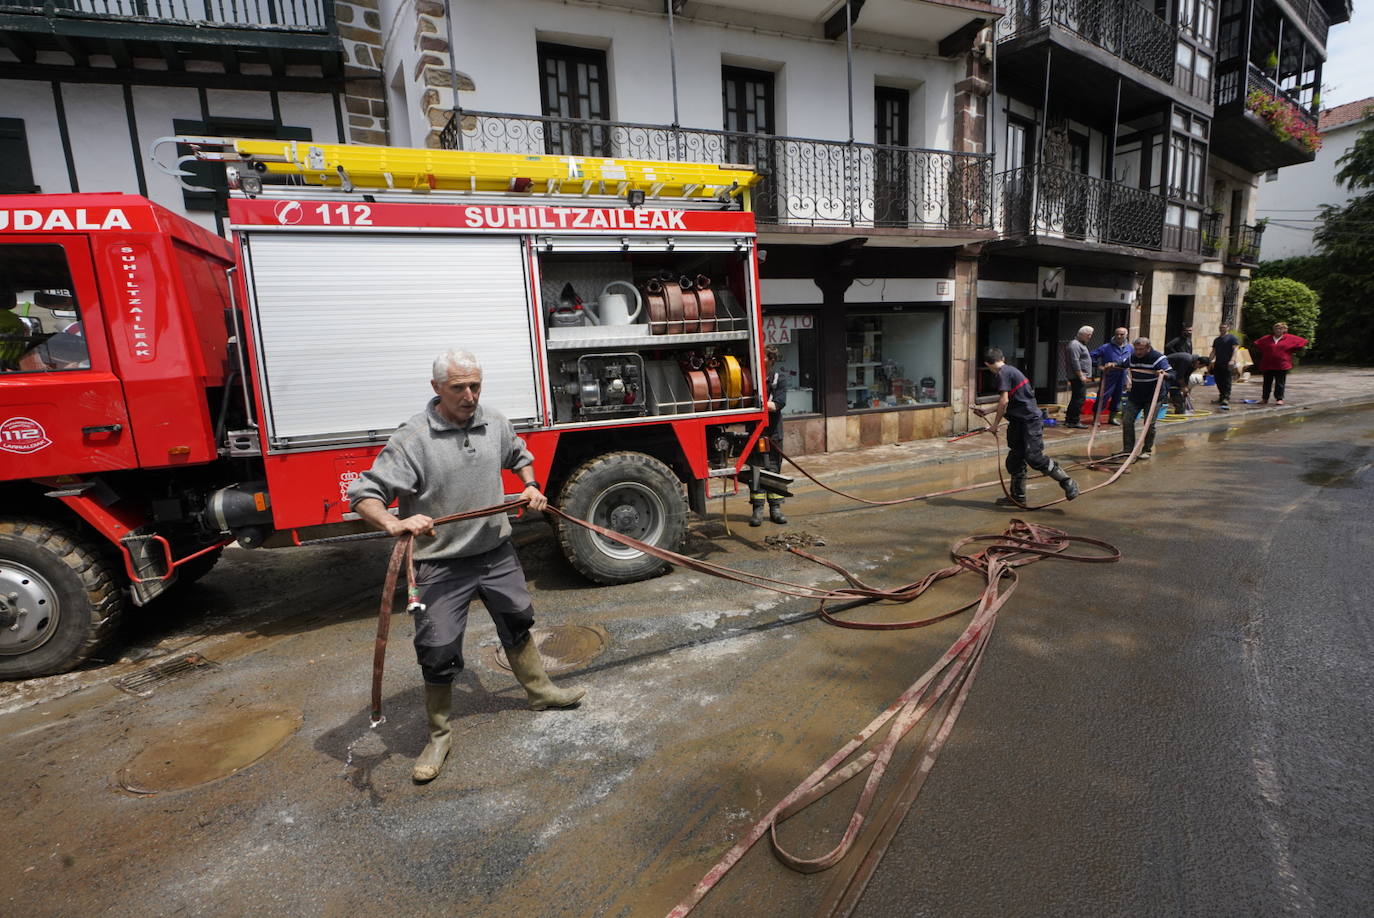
[486, 625, 609, 676]
[114, 705, 302, 795]
[1300, 457, 1370, 489]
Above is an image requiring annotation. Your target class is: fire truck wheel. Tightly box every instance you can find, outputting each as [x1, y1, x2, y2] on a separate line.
[556, 452, 687, 585]
[0, 518, 124, 680]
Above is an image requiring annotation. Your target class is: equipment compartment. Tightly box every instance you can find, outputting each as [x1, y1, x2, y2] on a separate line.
[536, 247, 760, 425]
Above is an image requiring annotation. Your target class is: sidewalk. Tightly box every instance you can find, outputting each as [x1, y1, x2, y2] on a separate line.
[784, 365, 1374, 487]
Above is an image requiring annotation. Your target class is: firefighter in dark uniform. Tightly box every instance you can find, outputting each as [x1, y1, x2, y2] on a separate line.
[975, 346, 1079, 505]
[751, 344, 788, 526]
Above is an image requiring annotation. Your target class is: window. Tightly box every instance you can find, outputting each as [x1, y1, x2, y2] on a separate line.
[845, 311, 946, 410]
[0, 244, 90, 374]
[722, 66, 777, 219]
[538, 42, 611, 156]
[763, 313, 820, 415]
[0, 119, 39, 194]
[874, 86, 910, 226]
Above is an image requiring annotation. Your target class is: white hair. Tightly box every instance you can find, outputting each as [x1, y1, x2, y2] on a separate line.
[432, 348, 481, 382]
[1078, 325, 1094, 336]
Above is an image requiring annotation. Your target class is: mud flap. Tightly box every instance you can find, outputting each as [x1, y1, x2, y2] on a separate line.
[120, 531, 179, 606]
[746, 464, 795, 498]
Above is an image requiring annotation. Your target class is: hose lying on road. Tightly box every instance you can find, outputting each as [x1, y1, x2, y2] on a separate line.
[779, 372, 1167, 512]
[666, 519, 1120, 917]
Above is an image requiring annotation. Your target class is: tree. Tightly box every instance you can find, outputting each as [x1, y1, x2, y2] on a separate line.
[1308, 114, 1374, 361]
[1242, 276, 1319, 347]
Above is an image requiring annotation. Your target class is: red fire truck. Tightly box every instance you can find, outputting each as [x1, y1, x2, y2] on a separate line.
[0, 138, 777, 679]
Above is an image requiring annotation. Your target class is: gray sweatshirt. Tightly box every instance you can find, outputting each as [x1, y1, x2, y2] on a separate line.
[347, 399, 534, 561]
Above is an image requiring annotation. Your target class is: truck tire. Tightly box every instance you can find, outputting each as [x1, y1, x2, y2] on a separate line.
[556, 452, 687, 585]
[0, 518, 124, 680]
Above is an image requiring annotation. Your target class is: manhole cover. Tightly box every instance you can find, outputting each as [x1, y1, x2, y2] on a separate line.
[114, 705, 302, 796]
[486, 625, 608, 676]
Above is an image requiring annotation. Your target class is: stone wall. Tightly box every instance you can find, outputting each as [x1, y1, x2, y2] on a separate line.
[336, 0, 387, 145]
[409, 0, 474, 147]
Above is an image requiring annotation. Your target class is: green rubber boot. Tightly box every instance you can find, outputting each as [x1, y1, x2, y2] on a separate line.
[508, 637, 586, 711]
[412, 682, 452, 784]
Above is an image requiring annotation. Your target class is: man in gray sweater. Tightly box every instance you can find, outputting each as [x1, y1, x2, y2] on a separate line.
[348, 349, 584, 784]
[1061, 325, 1094, 429]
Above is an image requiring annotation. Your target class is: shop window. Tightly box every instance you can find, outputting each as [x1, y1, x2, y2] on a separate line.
[763, 313, 820, 415]
[0, 244, 90, 374]
[845, 311, 946, 410]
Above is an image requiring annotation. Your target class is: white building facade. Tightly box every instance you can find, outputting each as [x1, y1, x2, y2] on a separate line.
[1256, 97, 1373, 259]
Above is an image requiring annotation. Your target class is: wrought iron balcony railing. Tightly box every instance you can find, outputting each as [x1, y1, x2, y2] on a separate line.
[1217, 61, 1319, 131]
[1201, 210, 1223, 258]
[1227, 223, 1265, 265]
[994, 164, 1168, 250]
[0, 0, 328, 30]
[441, 110, 994, 232]
[995, 0, 1177, 84]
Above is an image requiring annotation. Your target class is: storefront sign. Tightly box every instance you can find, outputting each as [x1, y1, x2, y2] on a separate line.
[763, 314, 814, 345]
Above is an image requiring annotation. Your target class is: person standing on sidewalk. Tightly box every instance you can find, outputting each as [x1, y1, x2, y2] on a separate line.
[1121, 338, 1171, 459]
[1165, 324, 1194, 356]
[1092, 327, 1132, 425]
[976, 347, 1079, 504]
[1207, 323, 1240, 410]
[1062, 326, 1094, 429]
[349, 349, 585, 784]
[1251, 322, 1308, 405]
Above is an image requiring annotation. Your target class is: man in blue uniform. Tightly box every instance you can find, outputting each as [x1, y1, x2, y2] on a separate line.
[976, 347, 1079, 505]
[1091, 326, 1131, 425]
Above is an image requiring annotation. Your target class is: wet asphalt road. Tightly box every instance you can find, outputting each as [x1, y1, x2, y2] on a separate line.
[1, 405, 1371, 917]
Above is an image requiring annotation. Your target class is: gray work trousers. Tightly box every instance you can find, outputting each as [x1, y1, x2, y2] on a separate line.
[412, 541, 535, 684]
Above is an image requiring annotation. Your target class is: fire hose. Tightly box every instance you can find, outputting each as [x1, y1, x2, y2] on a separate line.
[358, 369, 1161, 912]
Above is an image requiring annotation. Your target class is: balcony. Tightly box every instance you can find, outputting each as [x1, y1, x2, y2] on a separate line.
[1283, 0, 1332, 47]
[993, 164, 1213, 264]
[1201, 210, 1223, 258]
[998, 0, 1176, 82]
[441, 111, 995, 240]
[1226, 223, 1265, 266]
[995, 0, 1201, 123]
[1213, 62, 1320, 171]
[0, 0, 339, 85]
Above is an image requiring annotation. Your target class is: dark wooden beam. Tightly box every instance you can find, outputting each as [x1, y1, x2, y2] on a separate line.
[52, 34, 89, 68]
[161, 43, 185, 72]
[0, 30, 36, 64]
[267, 47, 286, 78]
[939, 19, 986, 58]
[108, 37, 133, 70]
[0, 61, 341, 93]
[823, 0, 864, 41]
[221, 45, 240, 75]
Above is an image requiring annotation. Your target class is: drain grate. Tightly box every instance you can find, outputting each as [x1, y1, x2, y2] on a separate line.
[114, 653, 218, 698]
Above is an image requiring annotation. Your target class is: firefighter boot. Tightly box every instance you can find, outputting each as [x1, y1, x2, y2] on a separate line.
[998, 474, 1028, 506]
[768, 501, 788, 525]
[1046, 460, 1080, 501]
[412, 682, 452, 784]
[749, 501, 765, 527]
[508, 636, 586, 711]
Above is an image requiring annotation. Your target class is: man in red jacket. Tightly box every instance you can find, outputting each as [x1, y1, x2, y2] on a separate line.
[1251, 322, 1309, 405]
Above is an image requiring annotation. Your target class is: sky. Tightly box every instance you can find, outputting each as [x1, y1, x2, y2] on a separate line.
[1318, 5, 1374, 108]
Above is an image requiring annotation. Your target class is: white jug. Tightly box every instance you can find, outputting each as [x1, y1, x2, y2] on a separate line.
[596, 281, 643, 326]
